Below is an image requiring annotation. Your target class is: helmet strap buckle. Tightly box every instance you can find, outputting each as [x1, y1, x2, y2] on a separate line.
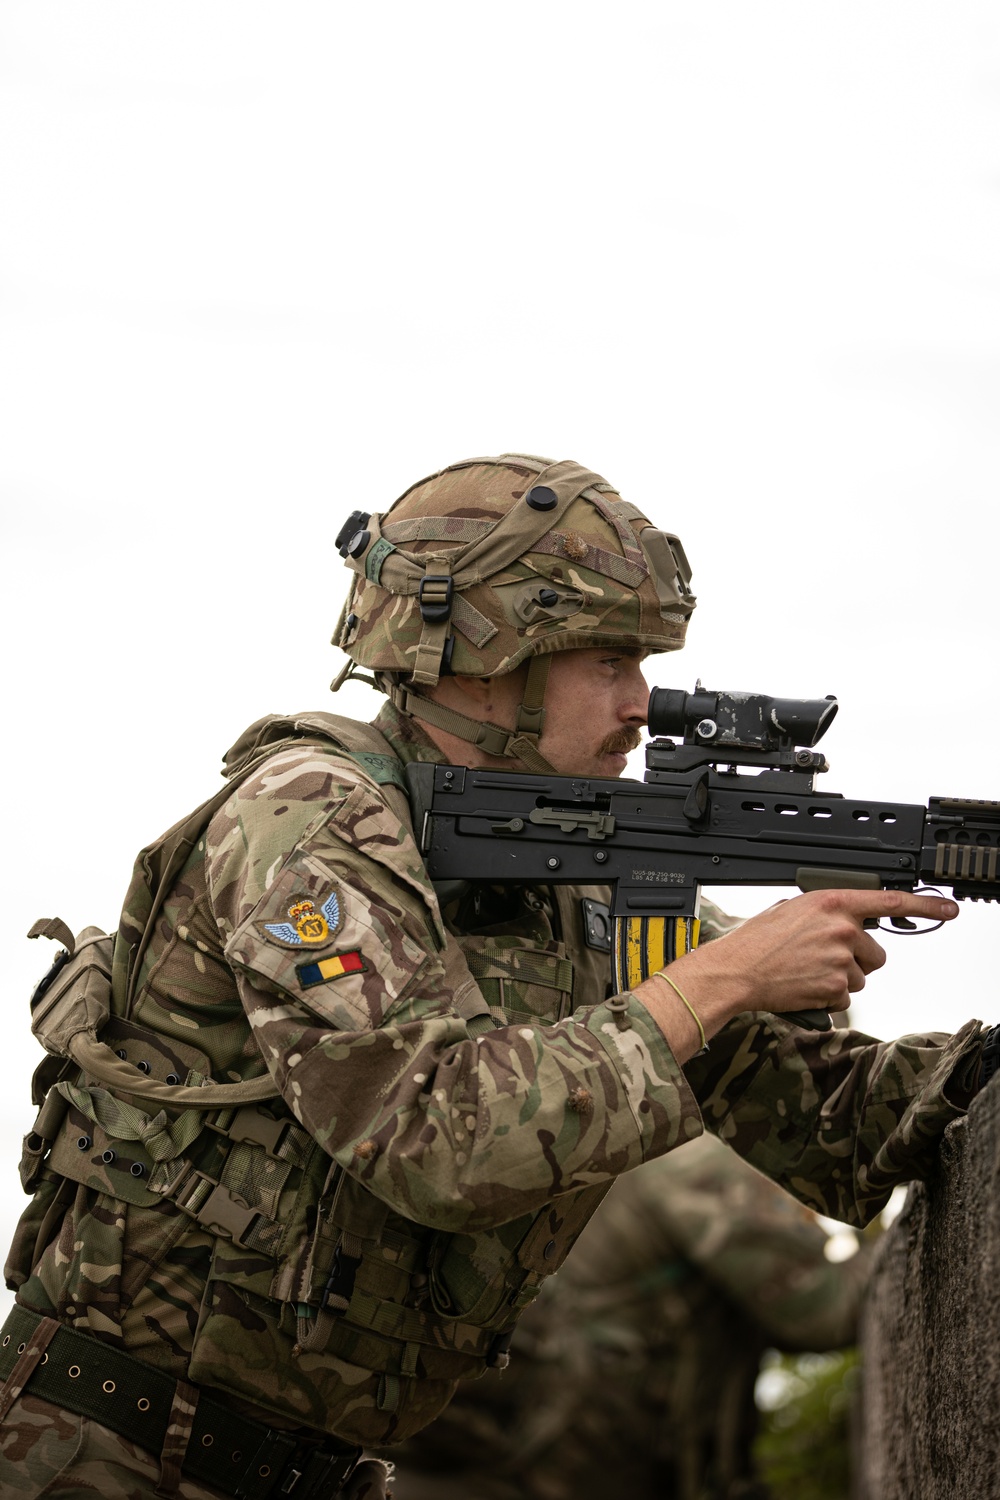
[417, 575, 454, 623]
[410, 564, 454, 688]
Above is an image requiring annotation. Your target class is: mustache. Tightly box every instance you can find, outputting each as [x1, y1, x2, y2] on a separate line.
[600, 727, 643, 757]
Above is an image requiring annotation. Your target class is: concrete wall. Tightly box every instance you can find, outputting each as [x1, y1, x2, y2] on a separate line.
[858, 1078, 1000, 1500]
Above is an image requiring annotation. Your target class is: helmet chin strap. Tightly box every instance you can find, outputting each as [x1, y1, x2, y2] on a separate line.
[389, 655, 558, 774]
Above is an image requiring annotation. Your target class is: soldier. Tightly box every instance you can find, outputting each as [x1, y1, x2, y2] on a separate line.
[0, 455, 983, 1500]
[388, 1129, 872, 1500]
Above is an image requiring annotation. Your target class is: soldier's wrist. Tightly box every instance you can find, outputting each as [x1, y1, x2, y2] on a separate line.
[662, 949, 757, 1034]
[655, 970, 708, 1055]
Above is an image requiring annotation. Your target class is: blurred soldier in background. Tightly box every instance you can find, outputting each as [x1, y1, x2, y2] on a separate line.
[389, 1131, 870, 1500]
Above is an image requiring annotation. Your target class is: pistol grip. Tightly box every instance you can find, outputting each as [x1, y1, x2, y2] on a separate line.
[782, 1009, 833, 1031]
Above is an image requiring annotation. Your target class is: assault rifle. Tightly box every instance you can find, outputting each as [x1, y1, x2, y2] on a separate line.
[405, 685, 1000, 1031]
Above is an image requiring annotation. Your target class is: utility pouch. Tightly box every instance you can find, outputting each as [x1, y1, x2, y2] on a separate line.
[27, 919, 278, 1108]
[27, 919, 114, 1060]
[18, 1083, 72, 1193]
[4, 1171, 75, 1292]
[427, 1180, 614, 1328]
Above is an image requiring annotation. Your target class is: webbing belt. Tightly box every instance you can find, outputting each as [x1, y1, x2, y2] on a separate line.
[0, 1307, 360, 1499]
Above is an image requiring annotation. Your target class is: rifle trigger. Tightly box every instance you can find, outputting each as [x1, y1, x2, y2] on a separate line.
[682, 769, 710, 824]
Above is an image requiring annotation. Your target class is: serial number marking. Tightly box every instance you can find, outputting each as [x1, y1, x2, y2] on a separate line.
[631, 870, 686, 884]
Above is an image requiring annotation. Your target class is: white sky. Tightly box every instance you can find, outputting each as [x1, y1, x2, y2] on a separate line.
[2, 4, 1000, 1279]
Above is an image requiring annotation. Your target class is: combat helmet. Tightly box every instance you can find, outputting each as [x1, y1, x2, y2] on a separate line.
[332, 454, 696, 771]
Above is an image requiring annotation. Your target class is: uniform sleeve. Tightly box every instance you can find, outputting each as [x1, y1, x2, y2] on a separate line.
[648, 1137, 871, 1349]
[683, 1011, 983, 1228]
[697, 895, 745, 943]
[205, 746, 705, 1233]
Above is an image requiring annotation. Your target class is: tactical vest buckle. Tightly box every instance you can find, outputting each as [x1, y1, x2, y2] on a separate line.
[320, 1243, 362, 1315]
[210, 1104, 298, 1159]
[154, 1161, 264, 1251]
[196, 1182, 264, 1249]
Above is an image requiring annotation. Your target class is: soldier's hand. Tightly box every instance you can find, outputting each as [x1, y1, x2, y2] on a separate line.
[652, 890, 959, 1054]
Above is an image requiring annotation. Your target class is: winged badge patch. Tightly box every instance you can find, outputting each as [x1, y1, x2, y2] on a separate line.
[259, 890, 342, 948]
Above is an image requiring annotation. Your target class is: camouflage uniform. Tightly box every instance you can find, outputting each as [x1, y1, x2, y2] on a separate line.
[1, 701, 979, 1485]
[388, 1132, 872, 1500]
[0, 456, 984, 1497]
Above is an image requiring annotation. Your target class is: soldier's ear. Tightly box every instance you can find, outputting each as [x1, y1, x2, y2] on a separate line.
[425, 664, 529, 723]
[447, 674, 496, 706]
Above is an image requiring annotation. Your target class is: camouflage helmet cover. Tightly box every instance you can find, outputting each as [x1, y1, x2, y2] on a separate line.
[333, 454, 696, 689]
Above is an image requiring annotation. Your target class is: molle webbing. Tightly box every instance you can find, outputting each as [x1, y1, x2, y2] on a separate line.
[293, 1175, 524, 1388]
[148, 1101, 316, 1259]
[587, 490, 648, 568]
[463, 948, 574, 993]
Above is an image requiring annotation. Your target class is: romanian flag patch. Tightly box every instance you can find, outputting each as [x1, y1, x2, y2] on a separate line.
[297, 950, 366, 988]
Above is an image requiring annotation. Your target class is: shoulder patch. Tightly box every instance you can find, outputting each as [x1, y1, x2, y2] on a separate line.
[345, 750, 408, 790]
[297, 950, 366, 988]
[258, 889, 343, 949]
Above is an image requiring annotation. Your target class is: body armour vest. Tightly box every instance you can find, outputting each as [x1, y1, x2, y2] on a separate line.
[6, 711, 616, 1447]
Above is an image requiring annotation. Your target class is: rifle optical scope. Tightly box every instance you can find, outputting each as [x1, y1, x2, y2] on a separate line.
[648, 686, 838, 751]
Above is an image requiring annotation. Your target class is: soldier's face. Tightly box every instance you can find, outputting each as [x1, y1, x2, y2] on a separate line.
[536, 648, 650, 777]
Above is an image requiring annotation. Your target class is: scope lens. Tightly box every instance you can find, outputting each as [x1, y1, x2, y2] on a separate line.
[647, 687, 691, 737]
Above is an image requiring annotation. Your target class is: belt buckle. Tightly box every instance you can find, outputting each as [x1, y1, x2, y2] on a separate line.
[277, 1444, 360, 1498]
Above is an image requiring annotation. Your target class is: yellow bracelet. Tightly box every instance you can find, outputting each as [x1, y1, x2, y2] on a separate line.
[658, 971, 708, 1054]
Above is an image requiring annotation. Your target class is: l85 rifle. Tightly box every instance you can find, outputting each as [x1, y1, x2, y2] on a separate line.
[405, 686, 1000, 1031]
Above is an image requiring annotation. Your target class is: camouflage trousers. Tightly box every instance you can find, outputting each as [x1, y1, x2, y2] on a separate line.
[0, 1393, 392, 1500]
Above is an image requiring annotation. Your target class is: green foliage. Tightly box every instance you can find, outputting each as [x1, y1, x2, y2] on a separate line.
[754, 1349, 860, 1500]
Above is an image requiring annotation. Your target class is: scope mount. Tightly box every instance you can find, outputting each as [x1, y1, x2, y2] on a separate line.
[645, 738, 829, 775]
